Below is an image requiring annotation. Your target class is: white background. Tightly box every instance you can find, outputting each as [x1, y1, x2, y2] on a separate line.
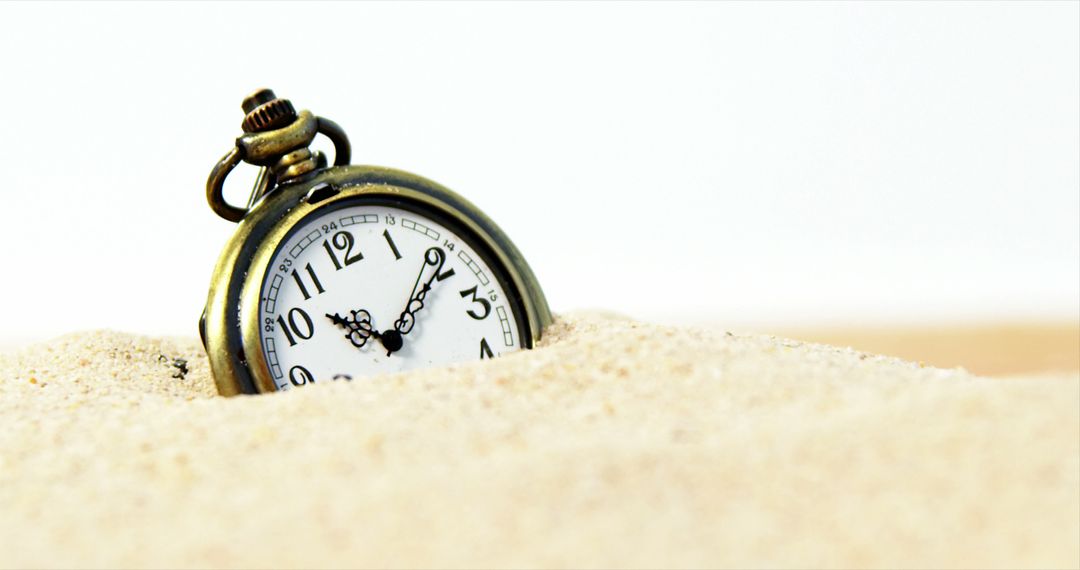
[0, 2, 1077, 343]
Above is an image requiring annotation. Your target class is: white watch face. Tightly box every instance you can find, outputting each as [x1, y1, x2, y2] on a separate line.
[257, 201, 524, 390]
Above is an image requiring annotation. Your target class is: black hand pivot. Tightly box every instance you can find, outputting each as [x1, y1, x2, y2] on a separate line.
[379, 329, 404, 355]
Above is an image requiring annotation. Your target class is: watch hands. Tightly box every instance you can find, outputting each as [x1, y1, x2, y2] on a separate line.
[326, 247, 447, 358]
[385, 247, 447, 355]
[326, 309, 379, 349]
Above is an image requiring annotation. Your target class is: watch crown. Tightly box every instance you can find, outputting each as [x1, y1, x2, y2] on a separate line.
[240, 88, 297, 133]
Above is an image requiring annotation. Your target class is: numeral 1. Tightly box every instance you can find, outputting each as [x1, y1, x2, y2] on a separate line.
[290, 263, 325, 300]
[383, 229, 402, 260]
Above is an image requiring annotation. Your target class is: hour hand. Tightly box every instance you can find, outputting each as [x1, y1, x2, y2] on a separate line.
[326, 309, 379, 349]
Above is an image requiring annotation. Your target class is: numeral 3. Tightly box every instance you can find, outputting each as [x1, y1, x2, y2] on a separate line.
[459, 285, 491, 320]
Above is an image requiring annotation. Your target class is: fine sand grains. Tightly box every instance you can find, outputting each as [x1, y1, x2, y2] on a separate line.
[0, 314, 1077, 569]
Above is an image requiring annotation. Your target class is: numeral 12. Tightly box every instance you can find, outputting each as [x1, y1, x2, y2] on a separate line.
[323, 231, 363, 270]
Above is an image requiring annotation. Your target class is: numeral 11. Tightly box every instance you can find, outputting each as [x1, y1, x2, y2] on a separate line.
[291, 263, 325, 300]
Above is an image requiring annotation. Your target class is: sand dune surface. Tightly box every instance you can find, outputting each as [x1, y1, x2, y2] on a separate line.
[0, 314, 1077, 569]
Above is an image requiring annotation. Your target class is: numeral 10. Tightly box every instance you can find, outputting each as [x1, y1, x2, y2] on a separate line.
[277, 307, 314, 346]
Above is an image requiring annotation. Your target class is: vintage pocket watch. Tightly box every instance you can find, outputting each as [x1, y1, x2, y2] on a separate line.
[201, 89, 551, 396]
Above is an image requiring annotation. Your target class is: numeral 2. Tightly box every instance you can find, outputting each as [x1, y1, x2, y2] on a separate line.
[323, 231, 363, 270]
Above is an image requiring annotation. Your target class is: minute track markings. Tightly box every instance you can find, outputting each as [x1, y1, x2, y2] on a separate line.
[289, 229, 322, 259]
[456, 249, 490, 286]
[496, 305, 514, 346]
[401, 218, 440, 241]
[265, 274, 284, 313]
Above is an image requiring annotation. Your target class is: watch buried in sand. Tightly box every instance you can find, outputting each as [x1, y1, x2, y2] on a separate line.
[200, 89, 551, 396]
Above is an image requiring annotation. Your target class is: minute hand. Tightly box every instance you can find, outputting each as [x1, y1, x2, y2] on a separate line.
[393, 246, 447, 336]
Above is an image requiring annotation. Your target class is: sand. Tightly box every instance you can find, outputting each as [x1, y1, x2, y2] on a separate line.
[779, 323, 1080, 377]
[0, 314, 1077, 569]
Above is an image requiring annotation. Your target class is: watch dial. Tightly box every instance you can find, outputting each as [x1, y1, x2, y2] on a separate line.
[257, 202, 524, 390]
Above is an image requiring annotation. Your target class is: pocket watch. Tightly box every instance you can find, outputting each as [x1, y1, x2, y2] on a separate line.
[200, 89, 552, 396]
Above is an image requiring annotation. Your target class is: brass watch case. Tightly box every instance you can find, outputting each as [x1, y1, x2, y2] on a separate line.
[202, 165, 552, 396]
